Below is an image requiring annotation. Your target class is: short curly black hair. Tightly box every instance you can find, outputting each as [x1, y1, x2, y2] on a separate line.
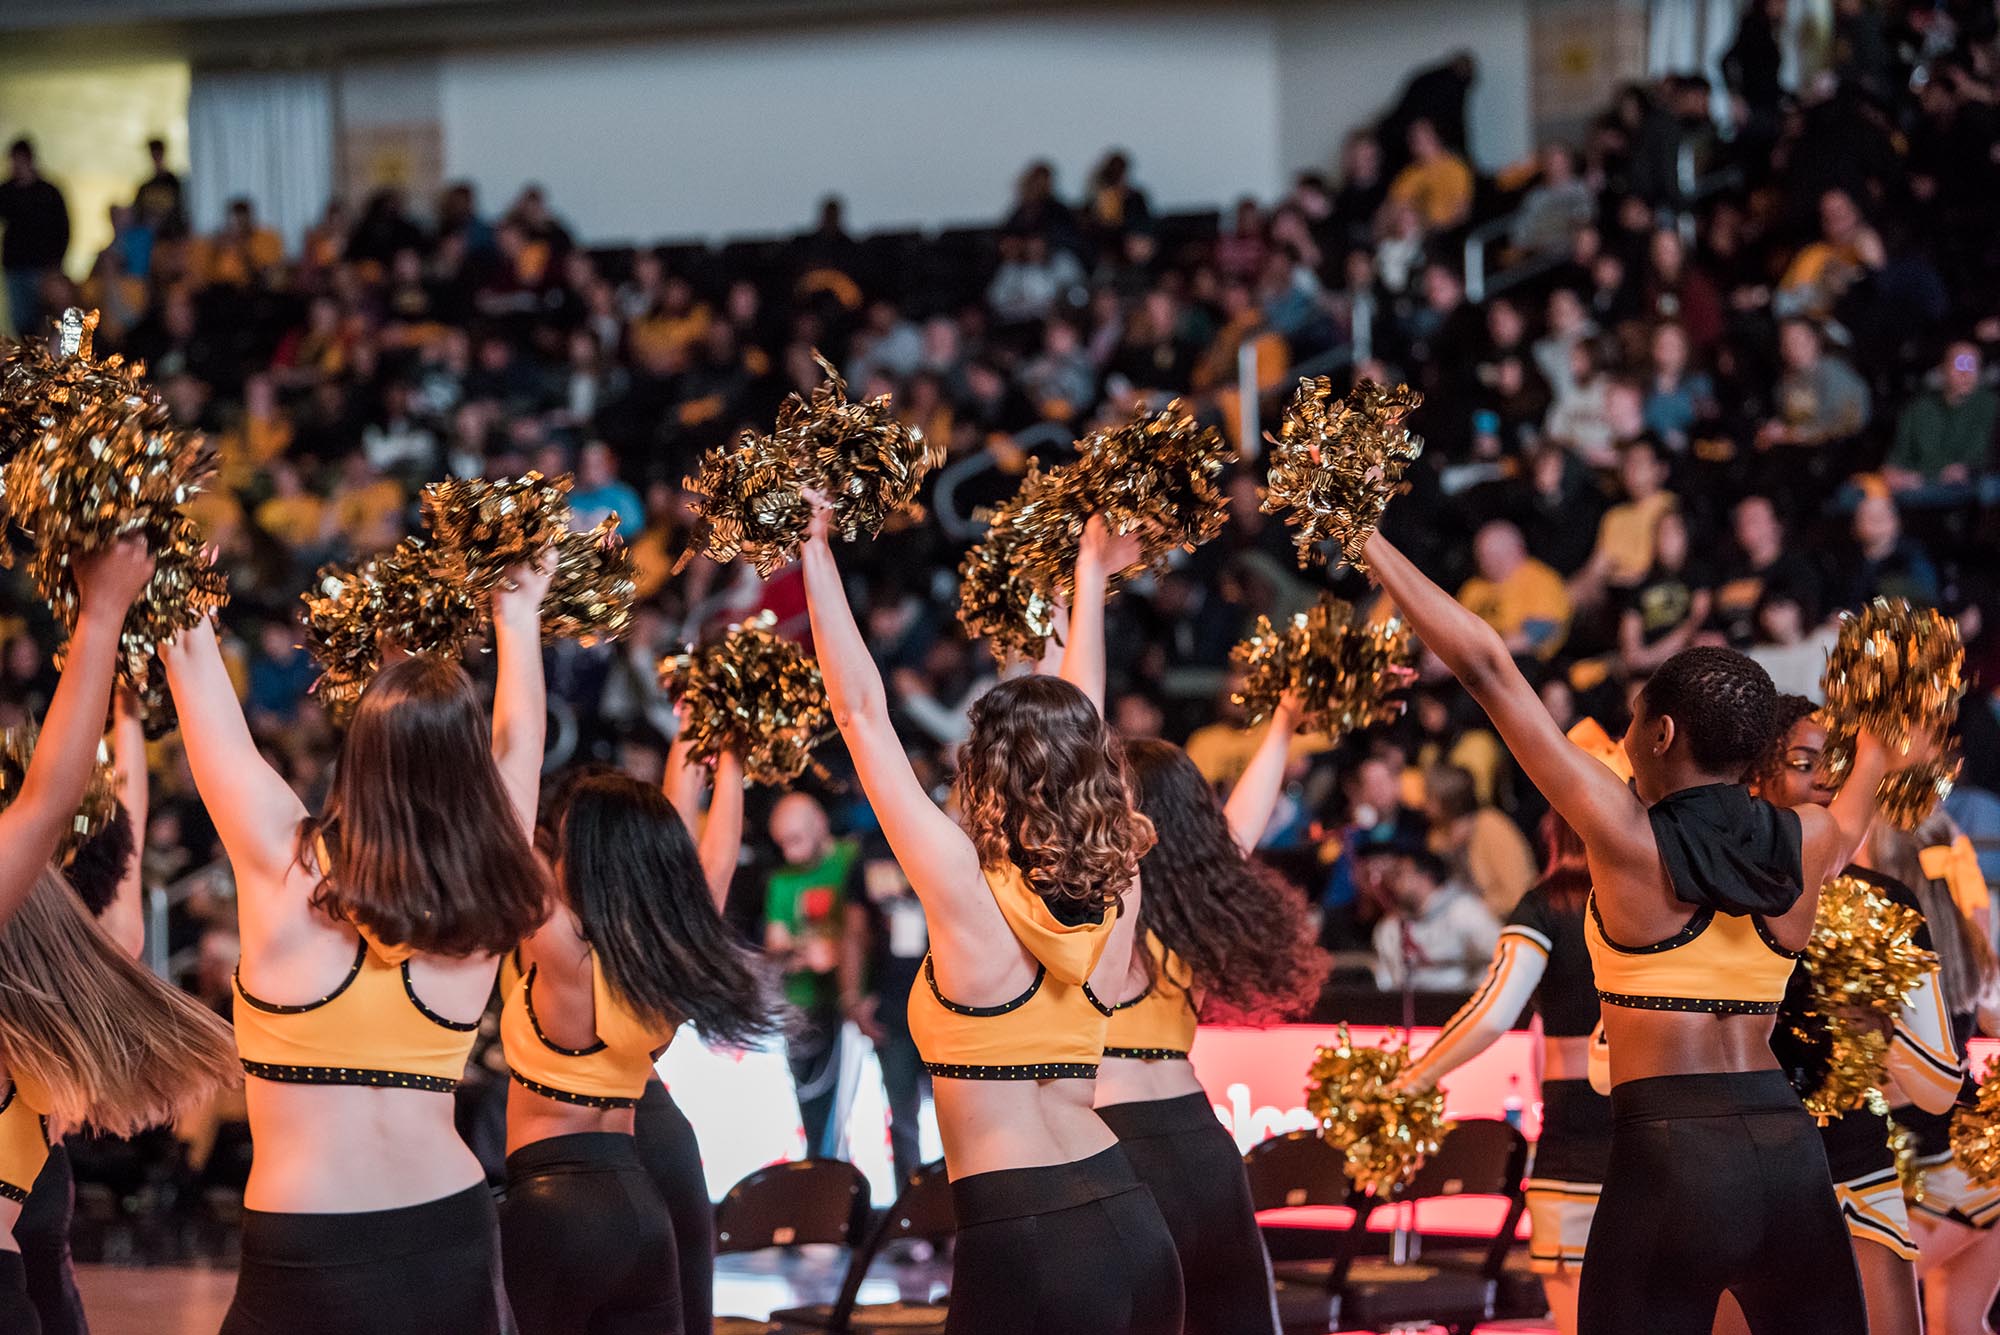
[1639, 647, 1779, 778]
[64, 805, 135, 919]
[1749, 693, 1822, 793]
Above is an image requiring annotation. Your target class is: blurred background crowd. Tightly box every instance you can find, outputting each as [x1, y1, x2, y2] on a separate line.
[3, 0, 2000, 1270]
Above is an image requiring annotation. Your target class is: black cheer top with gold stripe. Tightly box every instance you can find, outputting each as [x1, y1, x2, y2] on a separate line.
[907, 862, 1115, 1080]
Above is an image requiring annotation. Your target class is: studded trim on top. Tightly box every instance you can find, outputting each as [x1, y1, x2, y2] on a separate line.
[0, 1180, 27, 1204]
[922, 955, 1044, 1016]
[521, 966, 607, 1056]
[921, 1061, 1099, 1080]
[240, 1059, 459, 1093]
[1588, 895, 1716, 955]
[1101, 1046, 1189, 1061]
[402, 962, 481, 1032]
[1080, 981, 1116, 1017]
[1750, 915, 1804, 960]
[509, 1070, 639, 1110]
[1106, 981, 1155, 1013]
[233, 940, 368, 1014]
[1595, 990, 1781, 1015]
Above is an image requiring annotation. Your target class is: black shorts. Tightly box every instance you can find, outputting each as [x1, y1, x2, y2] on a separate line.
[501, 1131, 681, 1335]
[946, 1145, 1183, 1335]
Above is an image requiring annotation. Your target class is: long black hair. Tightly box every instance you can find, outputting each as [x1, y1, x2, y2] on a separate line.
[553, 770, 780, 1049]
[1123, 739, 1328, 1025]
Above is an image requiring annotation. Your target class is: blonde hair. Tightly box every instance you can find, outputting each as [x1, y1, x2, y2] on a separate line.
[0, 869, 239, 1137]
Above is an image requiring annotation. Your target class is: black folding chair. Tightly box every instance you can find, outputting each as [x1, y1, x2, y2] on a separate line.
[770, 1159, 954, 1333]
[713, 1158, 874, 1335]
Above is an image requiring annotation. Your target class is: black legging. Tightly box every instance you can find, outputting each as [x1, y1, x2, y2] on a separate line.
[945, 1145, 1182, 1335]
[1098, 1092, 1277, 1335]
[220, 1182, 506, 1335]
[0, 1253, 42, 1335]
[633, 1078, 712, 1335]
[501, 1132, 681, 1335]
[16, 1143, 86, 1335]
[1577, 1070, 1866, 1335]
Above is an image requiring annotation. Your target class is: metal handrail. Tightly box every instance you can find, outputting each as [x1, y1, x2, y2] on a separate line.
[931, 421, 1072, 541]
[1462, 212, 1524, 304]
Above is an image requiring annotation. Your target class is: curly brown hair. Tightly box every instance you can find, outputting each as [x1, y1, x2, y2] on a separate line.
[957, 676, 1154, 919]
[1124, 740, 1329, 1024]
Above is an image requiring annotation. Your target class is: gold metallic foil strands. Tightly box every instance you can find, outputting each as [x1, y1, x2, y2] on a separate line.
[957, 479, 1064, 665]
[656, 611, 833, 787]
[1304, 1024, 1452, 1197]
[0, 725, 120, 867]
[681, 355, 940, 576]
[1261, 377, 1424, 573]
[1951, 1056, 2000, 1187]
[300, 538, 480, 716]
[1888, 1117, 1924, 1203]
[541, 518, 636, 647]
[1230, 596, 1412, 741]
[1794, 874, 1938, 1120]
[1818, 599, 1964, 760]
[0, 308, 157, 474]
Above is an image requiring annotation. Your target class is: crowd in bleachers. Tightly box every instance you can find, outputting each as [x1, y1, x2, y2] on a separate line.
[4, 0, 2000, 1252]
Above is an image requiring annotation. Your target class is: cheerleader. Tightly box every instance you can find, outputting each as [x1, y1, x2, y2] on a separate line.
[161, 559, 555, 1335]
[1721, 696, 1964, 1335]
[1395, 812, 1607, 1335]
[802, 498, 1182, 1335]
[15, 687, 150, 1335]
[1362, 528, 1910, 1335]
[499, 758, 772, 1335]
[0, 537, 239, 1329]
[1058, 523, 1325, 1334]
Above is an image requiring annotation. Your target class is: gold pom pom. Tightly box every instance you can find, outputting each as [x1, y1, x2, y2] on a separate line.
[1951, 1056, 2000, 1188]
[657, 611, 833, 787]
[300, 538, 480, 716]
[1, 382, 228, 734]
[0, 308, 157, 472]
[1230, 596, 1413, 741]
[1304, 1024, 1453, 1196]
[0, 725, 121, 866]
[1794, 874, 1938, 1120]
[1261, 378, 1424, 572]
[682, 354, 940, 575]
[957, 496, 1063, 665]
[1817, 601, 1967, 830]
[541, 518, 636, 647]
[1887, 1117, 1925, 1204]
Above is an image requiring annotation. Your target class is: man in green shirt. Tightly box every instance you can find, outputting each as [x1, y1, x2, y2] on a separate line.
[764, 793, 862, 1157]
[1885, 341, 1997, 495]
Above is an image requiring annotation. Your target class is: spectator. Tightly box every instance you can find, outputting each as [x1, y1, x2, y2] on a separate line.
[1775, 188, 1884, 324]
[1386, 119, 1474, 232]
[1511, 143, 1595, 258]
[134, 136, 185, 237]
[1756, 318, 1872, 451]
[1712, 495, 1825, 646]
[1746, 593, 1840, 699]
[204, 198, 285, 288]
[1640, 321, 1716, 451]
[360, 380, 440, 475]
[1618, 508, 1713, 676]
[1834, 489, 1941, 607]
[1640, 228, 1725, 351]
[1570, 438, 1680, 608]
[1543, 340, 1621, 465]
[1018, 319, 1097, 418]
[1368, 846, 1501, 992]
[1456, 520, 1573, 660]
[841, 842, 930, 1187]
[1884, 340, 1996, 494]
[1372, 200, 1428, 296]
[986, 230, 1084, 325]
[569, 441, 644, 534]
[0, 138, 70, 336]
[763, 793, 864, 1159]
[1532, 287, 1597, 400]
[1331, 133, 1389, 245]
[1002, 160, 1078, 252]
[1214, 197, 1268, 281]
[1082, 150, 1151, 252]
[1424, 764, 1536, 917]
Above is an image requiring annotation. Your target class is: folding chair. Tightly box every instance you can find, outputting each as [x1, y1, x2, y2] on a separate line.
[713, 1158, 874, 1335]
[770, 1159, 954, 1333]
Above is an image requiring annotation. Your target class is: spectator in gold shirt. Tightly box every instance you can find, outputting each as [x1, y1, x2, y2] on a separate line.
[1387, 119, 1474, 232]
[1456, 521, 1572, 660]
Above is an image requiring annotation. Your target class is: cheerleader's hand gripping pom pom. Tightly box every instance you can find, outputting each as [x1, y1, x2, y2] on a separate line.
[1306, 1024, 1452, 1197]
[1793, 874, 1937, 1120]
[1816, 601, 1966, 828]
[1951, 1056, 2000, 1188]
[1261, 378, 1423, 573]
[300, 538, 480, 719]
[657, 611, 834, 788]
[1231, 596, 1414, 742]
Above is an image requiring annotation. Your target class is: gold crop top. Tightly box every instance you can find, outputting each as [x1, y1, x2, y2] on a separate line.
[0, 1073, 49, 1204]
[501, 958, 676, 1109]
[907, 863, 1115, 1080]
[1584, 894, 1800, 1015]
[234, 928, 480, 1092]
[1102, 931, 1197, 1061]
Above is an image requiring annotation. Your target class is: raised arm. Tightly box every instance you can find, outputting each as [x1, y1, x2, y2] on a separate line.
[1223, 695, 1302, 854]
[162, 617, 309, 882]
[1058, 516, 1141, 714]
[1364, 531, 1644, 856]
[1398, 932, 1548, 1091]
[801, 503, 981, 903]
[489, 557, 554, 836]
[0, 537, 154, 925]
[663, 712, 704, 831]
[698, 752, 744, 912]
[1796, 730, 1895, 889]
[99, 687, 151, 957]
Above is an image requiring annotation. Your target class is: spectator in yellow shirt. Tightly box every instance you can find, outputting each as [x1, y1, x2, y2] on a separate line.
[203, 198, 286, 288]
[1568, 438, 1679, 610]
[1387, 119, 1474, 232]
[1424, 764, 1537, 917]
[253, 459, 329, 552]
[1456, 520, 1572, 659]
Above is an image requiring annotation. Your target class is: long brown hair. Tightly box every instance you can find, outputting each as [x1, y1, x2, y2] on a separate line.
[301, 655, 550, 956]
[0, 869, 238, 1137]
[957, 675, 1154, 918]
[1124, 740, 1327, 1023]
[1536, 810, 1592, 915]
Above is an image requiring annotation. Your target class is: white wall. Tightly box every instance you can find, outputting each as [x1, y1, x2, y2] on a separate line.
[1276, 0, 1533, 176]
[439, 10, 1285, 242]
